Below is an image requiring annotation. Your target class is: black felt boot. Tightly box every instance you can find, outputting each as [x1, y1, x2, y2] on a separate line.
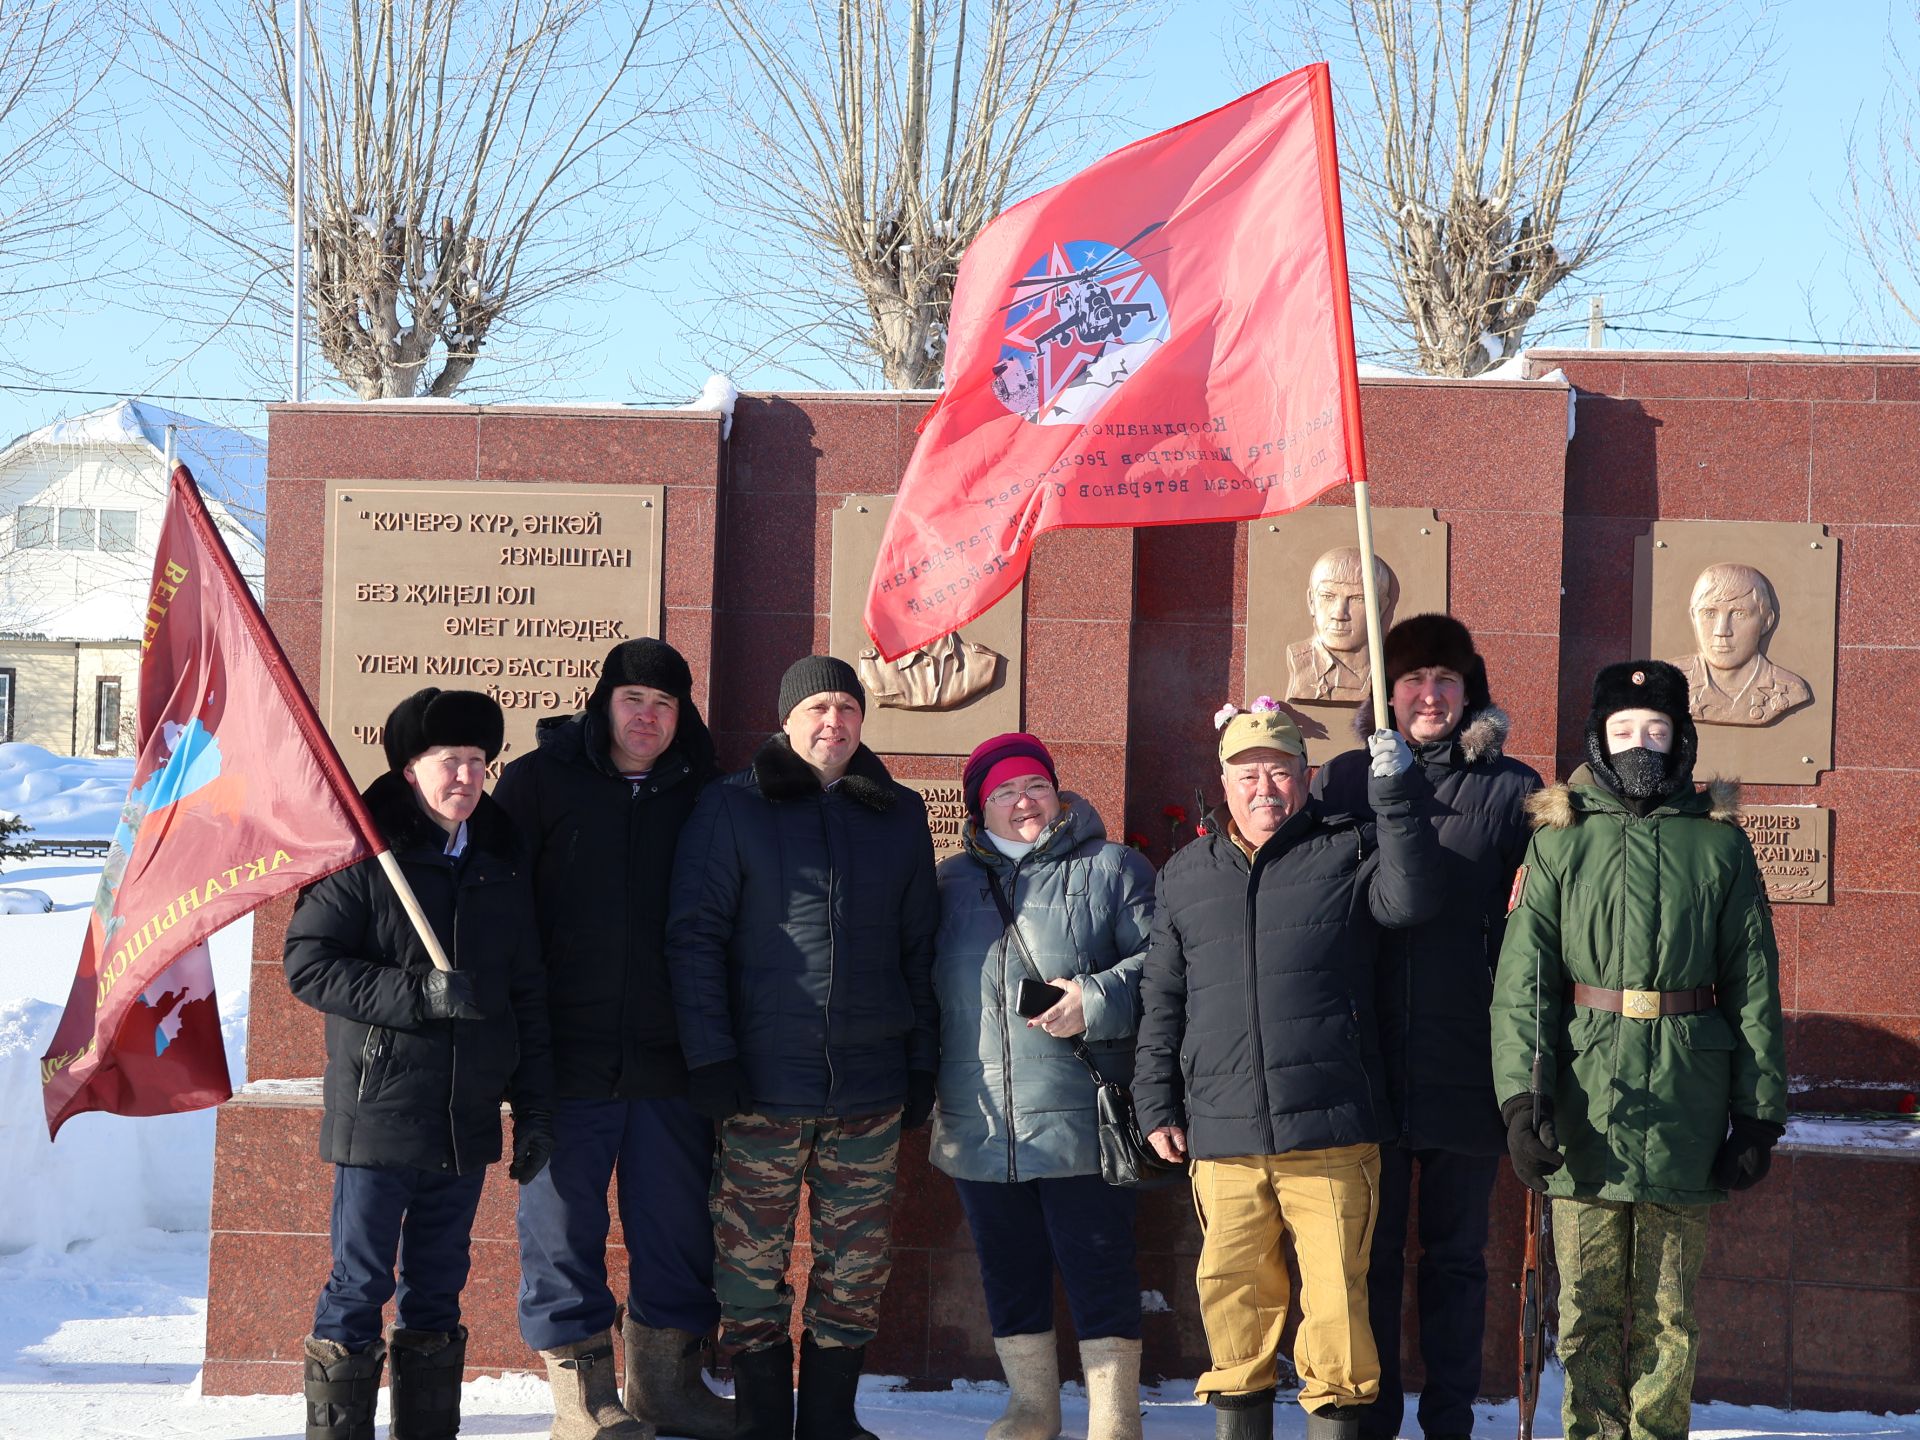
[388, 1325, 466, 1439]
[1212, 1389, 1275, 1440]
[1306, 1405, 1368, 1440]
[302, 1334, 386, 1440]
[732, 1338, 796, 1440]
[794, 1333, 878, 1440]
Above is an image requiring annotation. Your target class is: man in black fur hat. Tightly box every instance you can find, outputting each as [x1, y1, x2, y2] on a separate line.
[668, 656, 939, 1440]
[494, 638, 732, 1440]
[1312, 615, 1541, 1440]
[286, 687, 554, 1440]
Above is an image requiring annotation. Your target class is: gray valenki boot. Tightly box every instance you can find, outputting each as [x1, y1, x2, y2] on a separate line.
[540, 1330, 651, 1440]
[1079, 1336, 1142, 1440]
[620, 1312, 735, 1440]
[302, 1334, 386, 1440]
[987, 1331, 1061, 1440]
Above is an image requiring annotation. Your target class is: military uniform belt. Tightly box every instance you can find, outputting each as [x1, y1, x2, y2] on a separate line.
[1572, 983, 1717, 1019]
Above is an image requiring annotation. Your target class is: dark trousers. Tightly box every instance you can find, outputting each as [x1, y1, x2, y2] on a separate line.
[953, 1173, 1141, 1341]
[312, 1162, 487, 1352]
[1365, 1145, 1500, 1438]
[516, 1095, 722, 1350]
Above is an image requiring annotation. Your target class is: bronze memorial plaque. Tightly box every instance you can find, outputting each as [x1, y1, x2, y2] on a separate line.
[1633, 521, 1837, 785]
[1735, 805, 1832, 905]
[322, 480, 665, 788]
[829, 494, 1022, 756]
[905, 778, 970, 862]
[1245, 507, 1450, 766]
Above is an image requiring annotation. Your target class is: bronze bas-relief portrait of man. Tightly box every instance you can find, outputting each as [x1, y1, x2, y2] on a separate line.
[1670, 562, 1813, 726]
[1285, 546, 1401, 704]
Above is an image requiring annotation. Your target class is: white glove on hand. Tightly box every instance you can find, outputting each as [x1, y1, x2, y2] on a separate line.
[1368, 728, 1413, 778]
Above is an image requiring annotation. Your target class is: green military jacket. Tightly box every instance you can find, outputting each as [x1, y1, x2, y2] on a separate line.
[1491, 767, 1787, 1206]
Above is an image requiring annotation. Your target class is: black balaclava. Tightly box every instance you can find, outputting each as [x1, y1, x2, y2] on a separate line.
[1583, 660, 1697, 811]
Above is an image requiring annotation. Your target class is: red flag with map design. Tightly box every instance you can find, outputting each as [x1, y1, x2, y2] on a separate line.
[865, 63, 1367, 659]
[40, 466, 382, 1138]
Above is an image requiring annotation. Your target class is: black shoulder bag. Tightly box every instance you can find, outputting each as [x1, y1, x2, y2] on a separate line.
[985, 870, 1185, 1189]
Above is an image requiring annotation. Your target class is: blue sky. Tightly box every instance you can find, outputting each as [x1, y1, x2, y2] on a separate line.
[0, 0, 1904, 446]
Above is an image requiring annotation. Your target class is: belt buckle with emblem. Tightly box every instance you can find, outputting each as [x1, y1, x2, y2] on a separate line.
[1622, 988, 1660, 1019]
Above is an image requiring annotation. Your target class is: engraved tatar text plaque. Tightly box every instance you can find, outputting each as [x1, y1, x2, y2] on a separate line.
[1736, 805, 1832, 905]
[905, 779, 969, 862]
[321, 481, 665, 788]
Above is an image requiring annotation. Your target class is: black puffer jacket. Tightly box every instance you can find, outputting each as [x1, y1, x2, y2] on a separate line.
[284, 773, 553, 1174]
[493, 707, 713, 1099]
[667, 736, 939, 1117]
[1133, 765, 1443, 1161]
[1311, 705, 1542, 1156]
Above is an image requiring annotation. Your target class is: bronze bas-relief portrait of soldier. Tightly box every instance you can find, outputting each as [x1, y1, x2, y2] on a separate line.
[1669, 562, 1813, 727]
[1285, 546, 1401, 704]
[856, 631, 1003, 712]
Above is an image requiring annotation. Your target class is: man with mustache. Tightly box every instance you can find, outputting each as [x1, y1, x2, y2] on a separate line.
[1134, 700, 1442, 1440]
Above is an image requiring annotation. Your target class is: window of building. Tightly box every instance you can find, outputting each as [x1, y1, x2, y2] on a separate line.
[58, 508, 96, 550]
[14, 505, 53, 549]
[99, 510, 138, 553]
[95, 677, 122, 754]
[0, 669, 13, 742]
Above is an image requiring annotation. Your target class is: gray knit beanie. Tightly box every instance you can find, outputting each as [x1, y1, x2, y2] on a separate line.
[778, 655, 865, 721]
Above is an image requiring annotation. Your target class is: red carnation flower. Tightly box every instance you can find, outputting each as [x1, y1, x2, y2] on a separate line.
[1164, 803, 1188, 824]
[1127, 832, 1151, 851]
[1900, 1092, 1918, 1115]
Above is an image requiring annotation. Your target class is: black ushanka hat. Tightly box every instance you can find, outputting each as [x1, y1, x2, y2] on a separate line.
[1583, 659, 1697, 795]
[383, 688, 505, 771]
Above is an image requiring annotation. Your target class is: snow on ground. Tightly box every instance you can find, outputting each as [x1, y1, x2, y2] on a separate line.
[0, 742, 136, 841]
[2, 758, 1917, 1436]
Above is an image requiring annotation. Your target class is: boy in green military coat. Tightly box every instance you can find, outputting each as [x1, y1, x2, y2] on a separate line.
[1491, 660, 1787, 1440]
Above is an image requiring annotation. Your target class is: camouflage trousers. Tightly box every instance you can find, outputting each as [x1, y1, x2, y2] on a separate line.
[711, 1109, 902, 1353]
[1553, 1197, 1712, 1440]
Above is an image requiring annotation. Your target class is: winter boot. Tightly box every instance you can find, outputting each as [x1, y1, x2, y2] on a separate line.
[1212, 1388, 1275, 1440]
[1079, 1336, 1143, 1440]
[387, 1325, 467, 1440]
[621, 1312, 736, 1440]
[731, 1339, 796, 1440]
[1305, 1405, 1368, 1440]
[302, 1334, 386, 1440]
[794, 1332, 878, 1440]
[540, 1330, 651, 1440]
[986, 1331, 1060, 1440]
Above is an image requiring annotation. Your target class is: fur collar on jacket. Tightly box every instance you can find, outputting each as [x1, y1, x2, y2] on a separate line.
[1352, 698, 1511, 766]
[363, 770, 517, 858]
[1526, 772, 1741, 830]
[752, 733, 898, 812]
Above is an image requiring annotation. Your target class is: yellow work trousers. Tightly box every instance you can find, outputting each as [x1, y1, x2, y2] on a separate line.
[1190, 1143, 1381, 1409]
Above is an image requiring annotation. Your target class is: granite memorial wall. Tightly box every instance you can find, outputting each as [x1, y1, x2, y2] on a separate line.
[205, 357, 1920, 1410]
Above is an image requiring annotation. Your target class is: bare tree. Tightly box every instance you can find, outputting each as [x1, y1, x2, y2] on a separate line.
[0, 0, 118, 348]
[1241, 0, 1776, 376]
[692, 0, 1154, 389]
[118, 0, 686, 399]
[1839, 4, 1920, 341]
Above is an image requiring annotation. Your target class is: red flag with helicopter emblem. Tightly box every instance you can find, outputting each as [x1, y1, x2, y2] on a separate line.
[865, 63, 1366, 660]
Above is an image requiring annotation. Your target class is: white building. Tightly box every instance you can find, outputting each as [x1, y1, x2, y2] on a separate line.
[0, 401, 264, 756]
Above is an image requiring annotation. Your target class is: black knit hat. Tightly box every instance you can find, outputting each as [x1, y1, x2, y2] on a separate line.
[778, 655, 865, 721]
[1583, 660, 1697, 796]
[1383, 613, 1491, 712]
[589, 636, 715, 781]
[383, 688, 504, 771]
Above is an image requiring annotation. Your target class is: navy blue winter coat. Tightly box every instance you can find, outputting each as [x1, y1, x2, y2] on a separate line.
[1311, 705, 1541, 1156]
[1133, 765, 1444, 1161]
[666, 736, 939, 1118]
[284, 773, 553, 1175]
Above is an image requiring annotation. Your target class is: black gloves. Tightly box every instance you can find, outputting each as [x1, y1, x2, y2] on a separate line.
[902, 1070, 937, 1131]
[1502, 1093, 1564, 1192]
[687, 1060, 749, 1123]
[1712, 1114, 1785, 1192]
[421, 968, 483, 1021]
[509, 1107, 554, 1185]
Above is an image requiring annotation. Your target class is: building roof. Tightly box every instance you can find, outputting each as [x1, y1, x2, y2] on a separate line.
[0, 399, 265, 544]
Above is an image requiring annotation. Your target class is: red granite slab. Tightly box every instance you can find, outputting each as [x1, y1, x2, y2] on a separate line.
[1023, 621, 1132, 743]
[265, 477, 327, 602]
[268, 407, 480, 482]
[474, 411, 721, 486]
[1705, 1153, 1793, 1281]
[264, 598, 323, 698]
[1133, 522, 1242, 625]
[1873, 365, 1920, 401]
[1789, 1154, 1920, 1287]
[1831, 647, 1920, 776]
[1786, 1011, 1920, 1094]
[1446, 512, 1566, 635]
[1749, 363, 1876, 403]
[1805, 767, 1920, 896]
[1530, 353, 1626, 395]
[1810, 403, 1920, 524]
[1798, 893, 1920, 1018]
[1830, 522, 1920, 650]
[1565, 396, 1657, 518]
[1791, 1283, 1920, 1406]
[1026, 527, 1135, 622]
[662, 485, 719, 610]
[1621, 360, 1752, 400]
[1359, 384, 1572, 515]
[1693, 1276, 1791, 1405]
[1640, 398, 1813, 521]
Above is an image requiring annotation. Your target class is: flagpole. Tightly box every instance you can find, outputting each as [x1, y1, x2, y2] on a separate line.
[1353, 482, 1390, 723]
[290, 0, 307, 403]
